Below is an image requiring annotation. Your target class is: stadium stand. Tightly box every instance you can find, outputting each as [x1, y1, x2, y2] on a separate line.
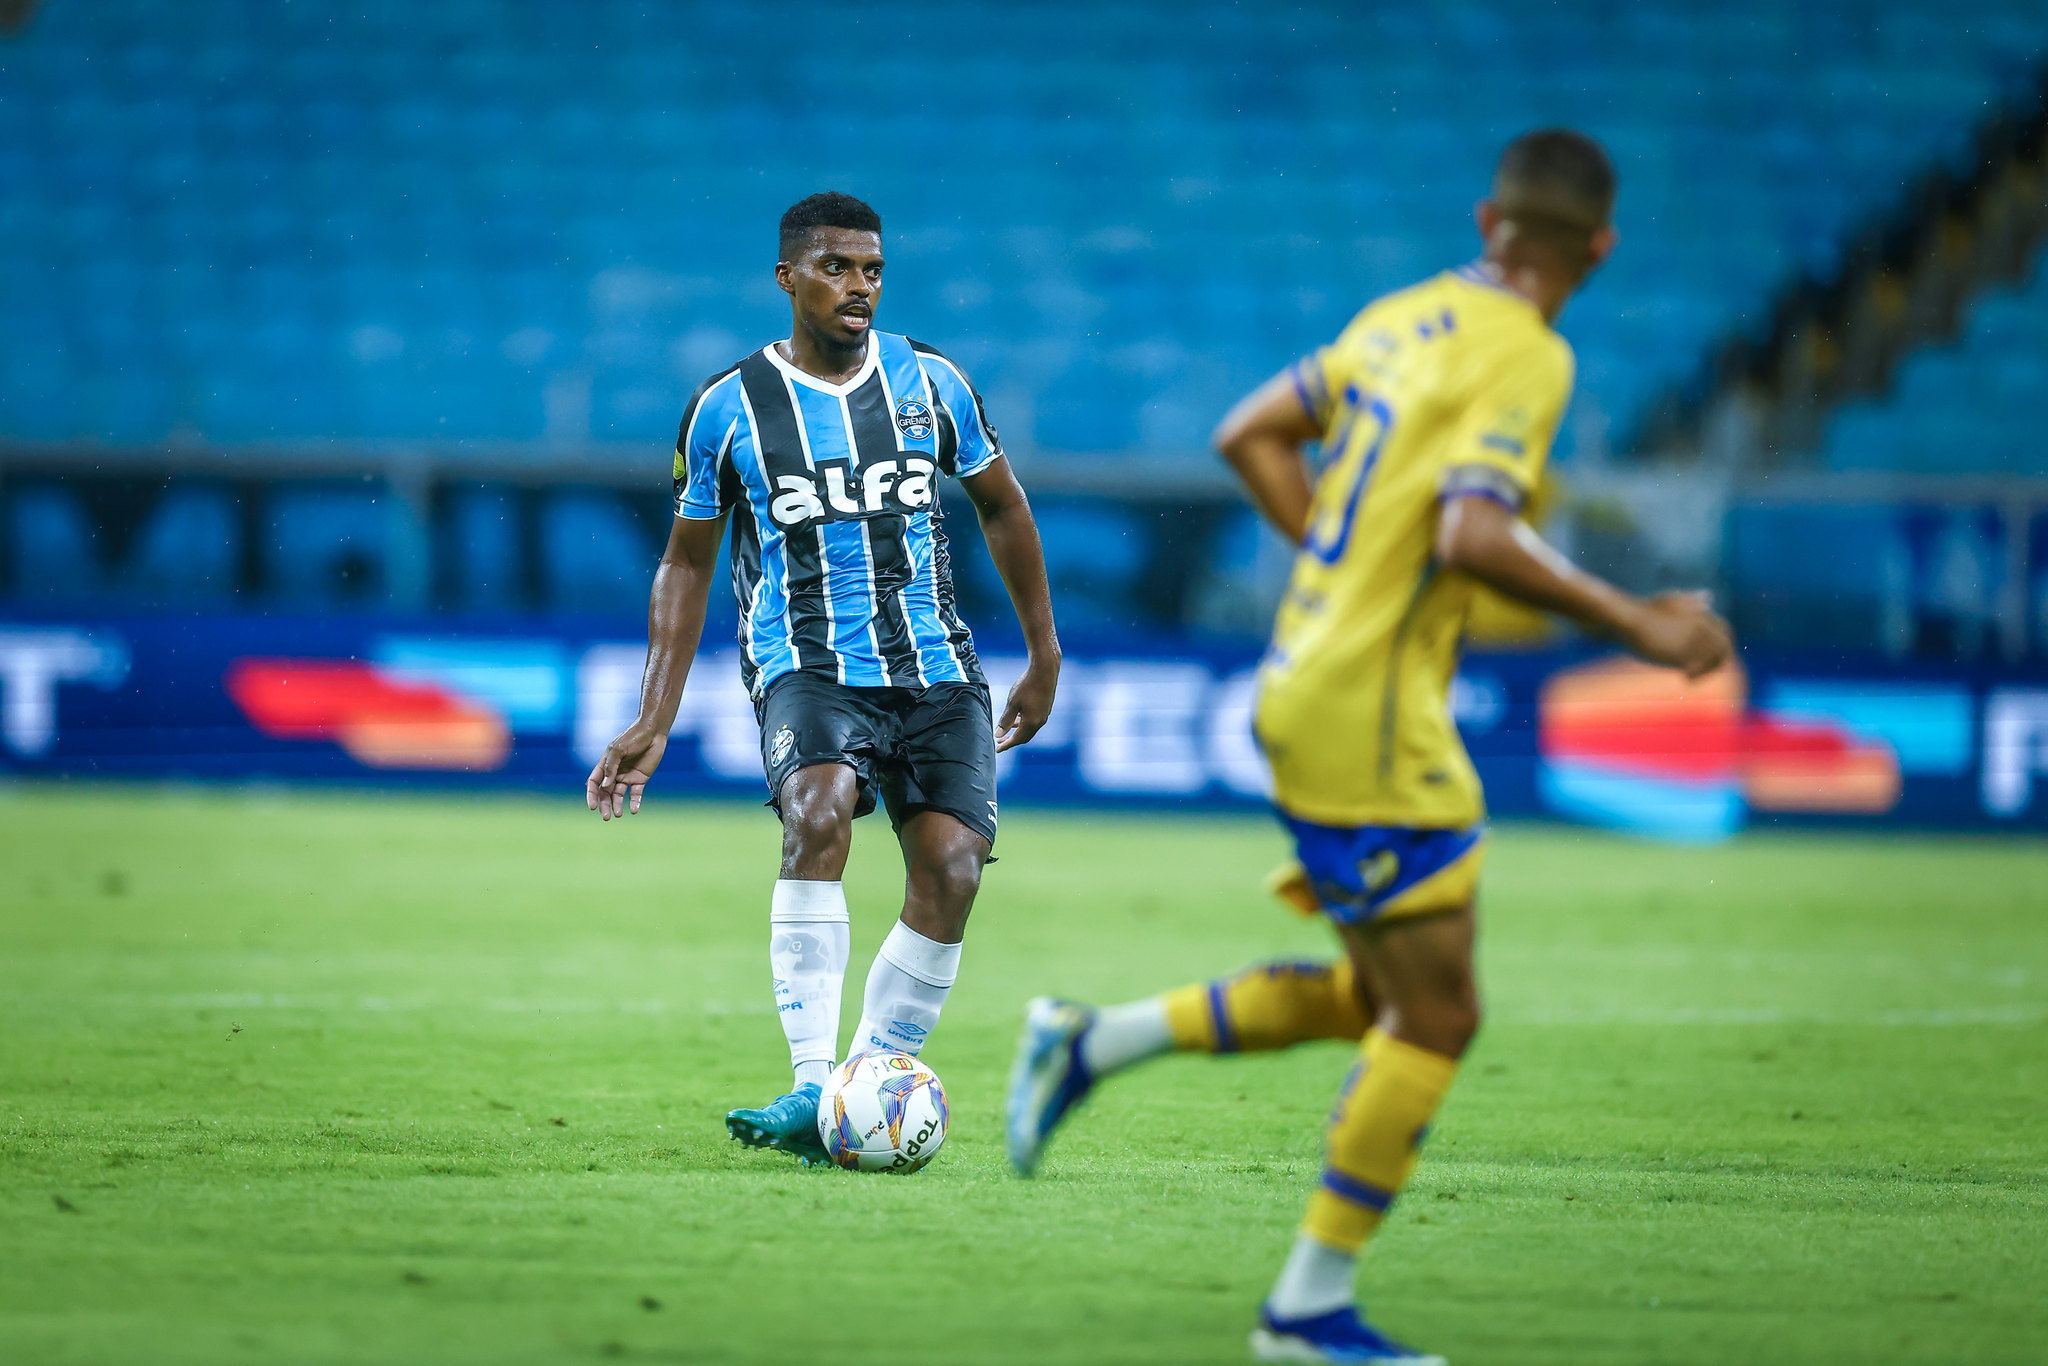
[4, 0, 2045, 464]
[6, 2, 2048, 637]
[1823, 242, 2048, 474]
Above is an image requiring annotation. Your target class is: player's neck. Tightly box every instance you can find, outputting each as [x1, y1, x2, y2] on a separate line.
[1474, 253, 1571, 324]
[779, 325, 869, 384]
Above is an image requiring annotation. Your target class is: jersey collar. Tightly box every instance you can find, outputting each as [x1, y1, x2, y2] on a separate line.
[764, 334, 881, 393]
[1453, 260, 1519, 295]
[1452, 261, 1549, 324]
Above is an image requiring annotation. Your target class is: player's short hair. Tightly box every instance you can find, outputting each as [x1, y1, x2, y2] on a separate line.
[1491, 129, 1616, 246]
[779, 191, 882, 259]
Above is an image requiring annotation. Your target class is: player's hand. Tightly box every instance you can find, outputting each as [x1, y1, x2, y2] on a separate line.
[1623, 590, 1734, 679]
[585, 724, 669, 821]
[996, 652, 1060, 753]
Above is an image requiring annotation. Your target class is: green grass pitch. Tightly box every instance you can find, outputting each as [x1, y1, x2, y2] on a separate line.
[2, 786, 2043, 1365]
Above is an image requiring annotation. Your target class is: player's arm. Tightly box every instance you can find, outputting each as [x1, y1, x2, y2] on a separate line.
[959, 456, 1060, 752]
[1435, 494, 1731, 677]
[585, 512, 727, 820]
[1211, 370, 1324, 545]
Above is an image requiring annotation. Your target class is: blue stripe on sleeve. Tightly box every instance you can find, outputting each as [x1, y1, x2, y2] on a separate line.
[1289, 362, 1320, 422]
[677, 373, 743, 519]
[922, 354, 1001, 477]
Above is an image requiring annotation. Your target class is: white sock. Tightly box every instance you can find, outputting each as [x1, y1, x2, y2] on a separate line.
[769, 879, 849, 1090]
[852, 920, 961, 1056]
[1266, 1233, 1356, 1319]
[1079, 998, 1175, 1077]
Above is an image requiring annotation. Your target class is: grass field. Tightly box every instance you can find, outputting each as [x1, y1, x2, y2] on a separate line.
[2, 786, 2044, 1365]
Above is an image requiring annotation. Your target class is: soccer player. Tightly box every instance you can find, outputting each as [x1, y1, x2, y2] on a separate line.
[1006, 131, 1732, 1364]
[587, 191, 1060, 1165]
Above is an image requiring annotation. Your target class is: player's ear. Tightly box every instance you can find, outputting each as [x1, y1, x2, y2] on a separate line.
[1585, 224, 1619, 272]
[1475, 199, 1500, 244]
[774, 260, 795, 296]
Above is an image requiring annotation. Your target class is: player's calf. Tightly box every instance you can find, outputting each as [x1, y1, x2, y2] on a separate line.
[1163, 959, 1372, 1054]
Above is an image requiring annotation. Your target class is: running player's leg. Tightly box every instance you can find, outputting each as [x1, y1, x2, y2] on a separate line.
[850, 682, 998, 1057]
[1254, 903, 1473, 1365]
[1140, 956, 1373, 1064]
[1007, 868, 1382, 1176]
[1007, 956, 1375, 1174]
[1063, 849, 1378, 1075]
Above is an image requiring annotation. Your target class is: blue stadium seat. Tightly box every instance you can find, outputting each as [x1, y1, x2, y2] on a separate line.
[126, 483, 241, 604]
[264, 484, 390, 609]
[1009, 498, 1147, 633]
[1822, 401, 1902, 473]
[442, 484, 523, 611]
[7, 484, 101, 600]
[539, 489, 655, 613]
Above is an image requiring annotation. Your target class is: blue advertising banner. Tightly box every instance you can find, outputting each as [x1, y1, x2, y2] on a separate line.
[3, 614, 2046, 838]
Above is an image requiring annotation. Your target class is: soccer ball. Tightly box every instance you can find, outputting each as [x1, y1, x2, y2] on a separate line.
[817, 1049, 949, 1173]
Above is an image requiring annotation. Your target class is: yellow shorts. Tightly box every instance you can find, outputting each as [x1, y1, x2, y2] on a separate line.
[1266, 816, 1485, 925]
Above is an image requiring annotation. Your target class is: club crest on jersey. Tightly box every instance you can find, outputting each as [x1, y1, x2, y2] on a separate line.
[1361, 850, 1400, 894]
[768, 456, 936, 529]
[894, 399, 933, 441]
[770, 726, 794, 765]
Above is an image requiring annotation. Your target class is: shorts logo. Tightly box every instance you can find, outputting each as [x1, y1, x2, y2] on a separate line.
[770, 726, 795, 765]
[1361, 850, 1399, 894]
[895, 399, 933, 441]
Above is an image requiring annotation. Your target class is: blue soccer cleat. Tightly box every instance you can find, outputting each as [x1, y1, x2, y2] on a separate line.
[725, 1082, 828, 1165]
[1249, 1304, 1447, 1365]
[1005, 996, 1097, 1177]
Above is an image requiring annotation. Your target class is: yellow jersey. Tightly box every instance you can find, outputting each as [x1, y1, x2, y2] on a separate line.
[1255, 264, 1574, 829]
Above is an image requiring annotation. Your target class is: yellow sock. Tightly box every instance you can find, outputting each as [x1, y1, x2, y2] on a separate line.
[1161, 959, 1368, 1054]
[1301, 1028, 1459, 1253]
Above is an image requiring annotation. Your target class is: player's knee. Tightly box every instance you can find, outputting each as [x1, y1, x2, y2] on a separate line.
[1379, 973, 1480, 1058]
[910, 833, 984, 918]
[1440, 995, 1482, 1056]
[778, 770, 856, 864]
[1427, 964, 1482, 1055]
[928, 844, 983, 909]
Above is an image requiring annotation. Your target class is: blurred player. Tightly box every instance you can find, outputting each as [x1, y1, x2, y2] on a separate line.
[588, 192, 1060, 1164]
[1006, 132, 1731, 1364]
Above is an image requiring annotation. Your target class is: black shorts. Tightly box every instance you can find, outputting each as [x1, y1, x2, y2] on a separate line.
[755, 672, 999, 847]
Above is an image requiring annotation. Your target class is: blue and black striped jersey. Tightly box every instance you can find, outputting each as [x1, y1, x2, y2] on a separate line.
[673, 331, 1002, 698]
